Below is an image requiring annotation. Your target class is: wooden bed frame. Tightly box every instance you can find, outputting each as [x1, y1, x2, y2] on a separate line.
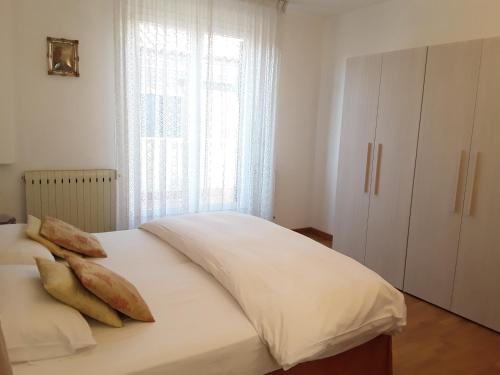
[268, 335, 392, 375]
[0, 323, 12, 375]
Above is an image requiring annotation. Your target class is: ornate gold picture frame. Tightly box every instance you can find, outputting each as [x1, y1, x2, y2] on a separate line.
[47, 37, 80, 77]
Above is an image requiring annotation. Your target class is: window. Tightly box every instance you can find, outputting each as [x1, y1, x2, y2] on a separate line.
[137, 25, 244, 216]
[141, 94, 183, 138]
[115, 1, 278, 228]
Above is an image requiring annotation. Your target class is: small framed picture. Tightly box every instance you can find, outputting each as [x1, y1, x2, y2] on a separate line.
[47, 37, 80, 77]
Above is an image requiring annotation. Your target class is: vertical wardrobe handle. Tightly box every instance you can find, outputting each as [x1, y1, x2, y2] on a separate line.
[451, 150, 465, 213]
[466, 152, 480, 217]
[364, 143, 373, 193]
[374, 143, 383, 195]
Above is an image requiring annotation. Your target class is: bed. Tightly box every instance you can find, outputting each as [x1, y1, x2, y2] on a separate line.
[3, 212, 405, 375]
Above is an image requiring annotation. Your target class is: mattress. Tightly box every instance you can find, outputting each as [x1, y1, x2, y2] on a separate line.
[12, 229, 279, 375]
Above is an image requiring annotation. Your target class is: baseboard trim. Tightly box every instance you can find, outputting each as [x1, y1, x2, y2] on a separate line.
[293, 227, 333, 241]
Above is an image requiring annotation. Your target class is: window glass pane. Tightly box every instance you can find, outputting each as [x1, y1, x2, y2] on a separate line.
[137, 23, 244, 211]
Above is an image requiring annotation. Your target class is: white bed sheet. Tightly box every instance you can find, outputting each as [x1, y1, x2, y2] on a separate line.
[12, 229, 279, 375]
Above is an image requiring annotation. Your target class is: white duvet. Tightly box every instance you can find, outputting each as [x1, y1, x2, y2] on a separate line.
[141, 212, 406, 369]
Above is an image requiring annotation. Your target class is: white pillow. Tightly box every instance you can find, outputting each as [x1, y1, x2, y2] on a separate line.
[0, 224, 54, 265]
[0, 265, 96, 363]
[0, 239, 55, 265]
[0, 224, 26, 250]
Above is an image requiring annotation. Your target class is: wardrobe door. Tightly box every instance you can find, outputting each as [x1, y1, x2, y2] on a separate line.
[333, 54, 382, 263]
[363, 48, 427, 288]
[404, 40, 483, 308]
[452, 37, 500, 332]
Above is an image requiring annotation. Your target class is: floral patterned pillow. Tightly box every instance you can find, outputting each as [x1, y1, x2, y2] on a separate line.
[26, 215, 81, 259]
[40, 216, 107, 258]
[67, 256, 155, 322]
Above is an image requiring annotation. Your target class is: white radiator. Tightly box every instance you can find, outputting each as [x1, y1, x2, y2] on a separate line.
[24, 169, 117, 233]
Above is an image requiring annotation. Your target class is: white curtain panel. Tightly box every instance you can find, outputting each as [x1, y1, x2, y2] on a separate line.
[115, 0, 280, 229]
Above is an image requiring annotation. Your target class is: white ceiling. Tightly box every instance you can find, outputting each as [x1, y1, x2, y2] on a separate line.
[288, 0, 390, 15]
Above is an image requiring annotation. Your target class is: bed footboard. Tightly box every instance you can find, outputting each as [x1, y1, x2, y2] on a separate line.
[267, 335, 392, 375]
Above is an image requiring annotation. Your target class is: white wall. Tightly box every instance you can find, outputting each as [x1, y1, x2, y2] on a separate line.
[0, 0, 324, 229]
[0, 0, 16, 165]
[274, 8, 325, 229]
[312, 0, 500, 234]
[0, 0, 116, 222]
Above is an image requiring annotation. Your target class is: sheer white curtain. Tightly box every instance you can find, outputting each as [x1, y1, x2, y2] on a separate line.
[115, 0, 280, 229]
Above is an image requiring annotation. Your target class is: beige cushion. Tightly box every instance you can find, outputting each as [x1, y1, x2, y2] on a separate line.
[67, 256, 155, 322]
[26, 215, 80, 259]
[40, 216, 107, 258]
[35, 257, 123, 328]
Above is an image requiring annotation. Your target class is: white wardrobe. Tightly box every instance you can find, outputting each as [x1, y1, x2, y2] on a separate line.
[334, 37, 500, 332]
[404, 40, 483, 309]
[334, 47, 427, 289]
